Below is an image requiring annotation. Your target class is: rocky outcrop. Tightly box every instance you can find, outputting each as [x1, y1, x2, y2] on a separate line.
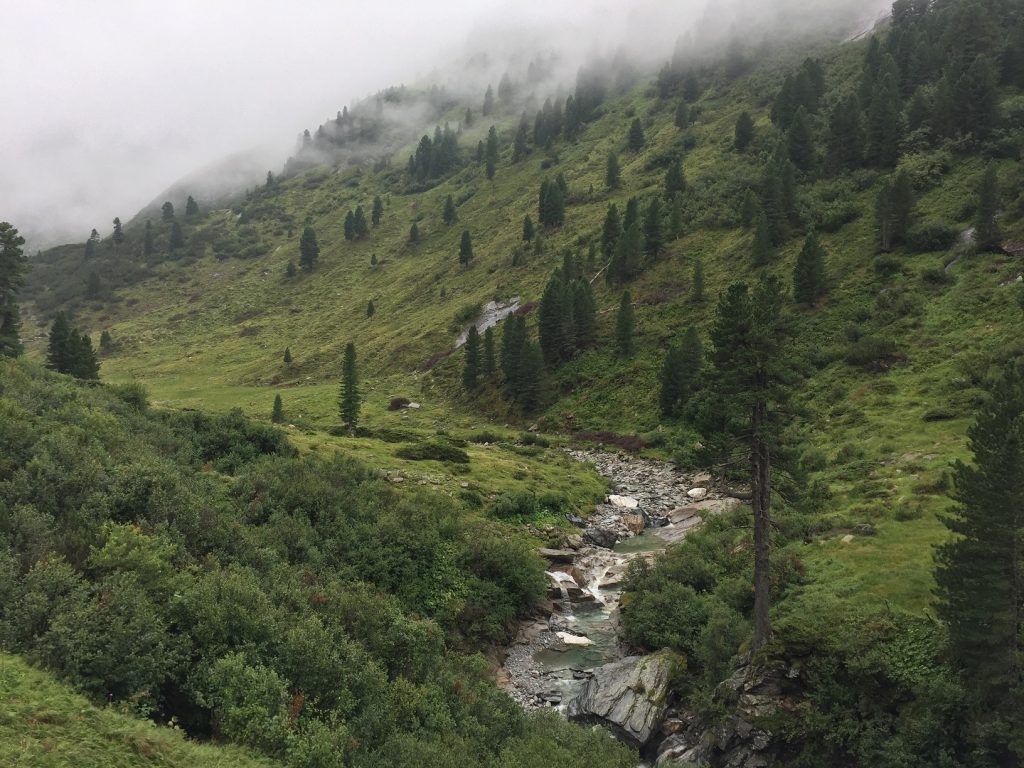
[567, 652, 676, 748]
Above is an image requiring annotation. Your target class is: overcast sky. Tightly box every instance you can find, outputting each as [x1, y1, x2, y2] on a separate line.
[0, 0, 887, 250]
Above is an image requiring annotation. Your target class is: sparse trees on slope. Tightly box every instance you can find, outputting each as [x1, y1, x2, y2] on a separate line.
[339, 342, 360, 433]
[46, 312, 99, 380]
[0, 222, 27, 358]
[185, 195, 199, 217]
[299, 226, 320, 271]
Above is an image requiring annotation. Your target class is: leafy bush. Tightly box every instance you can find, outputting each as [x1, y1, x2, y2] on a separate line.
[906, 219, 958, 253]
[845, 337, 900, 372]
[394, 441, 470, 463]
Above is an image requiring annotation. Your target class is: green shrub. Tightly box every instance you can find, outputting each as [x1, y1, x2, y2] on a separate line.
[394, 441, 469, 463]
[906, 219, 958, 253]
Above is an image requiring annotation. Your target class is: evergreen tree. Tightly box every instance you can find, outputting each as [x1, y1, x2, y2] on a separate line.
[627, 118, 645, 151]
[464, 107, 473, 128]
[891, 170, 915, 246]
[86, 271, 101, 300]
[46, 311, 72, 373]
[609, 222, 643, 284]
[161, 201, 175, 221]
[606, 151, 621, 189]
[339, 342, 360, 433]
[866, 72, 903, 167]
[538, 180, 565, 228]
[459, 230, 473, 267]
[643, 197, 664, 258]
[70, 332, 100, 380]
[299, 226, 320, 271]
[266, 170, 275, 188]
[353, 206, 368, 239]
[664, 157, 686, 198]
[513, 122, 529, 162]
[169, 222, 184, 251]
[601, 204, 622, 261]
[271, 394, 284, 424]
[787, 106, 816, 173]
[740, 189, 759, 229]
[371, 196, 384, 227]
[443, 195, 457, 225]
[875, 180, 896, 252]
[538, 271, 569, 366]
[485, 126, 498, 181]
[482, 326, 496, 379]
[283, 347, 292, 364]
[463, 325, 480, 390]
[185, 195, 199, 217]
[668, 193, 684, 240]
[482, 84, 495, 116]
[974, 165, 1001, 252]
[752, 212, 774, 267]
[285, 260, 296, 278]
[660, 326, 703, 416]
[409, 222, 420, 244]
[0, 222, 27, 358]
[734, 111, 755, 151]
[692, 258, 705, 302]
[370, 253, 377, 267]
[623, 197, 640, 231]
[143, 220, 154, 259]
[498, 72, 514, 107]
[522, 215, 534, 242]
[710, 276, 787, 652]
[615, 290, 634, 356]
[793, 230, 827, 306]
[674, 102, 689, 129]
[99, 329, 112, 351]
[344, 211, 356, 240]
[517, 342, 545, 413]
[934, 360, 1024, 722]
[500, 315, 527, 393]
[954, 55, 1000, 138]
[111, 217, 124, 250]
[84, 228, 99, 259]
[825, 94, 864, 175]
[572, 279, 597, 349]
[366, 300, 375, 318]
[476, 140, 484, 165]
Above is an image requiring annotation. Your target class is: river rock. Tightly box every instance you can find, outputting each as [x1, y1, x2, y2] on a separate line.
[585, 527, 620, 548]
[567, 652, 675, 748]
[608, 494, 640, 509]
[623, 513, 646, 534]
[687, 487, 708, 500]
[538, 548, 577, 564]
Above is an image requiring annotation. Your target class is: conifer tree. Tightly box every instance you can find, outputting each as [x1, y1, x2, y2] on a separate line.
[443, 195, 457, 225]
[112, 217, 124, 250]
[538, 180, 565, 228]
[409, 222, 420, 244]
[500, 315, 527, 393]
[875, 181, 896, 253]
[627, 118, 646, 151]
[710, 276, 787, 652]
[825, 95, 864, 175]
[668, 194, 684, 240]
[660, 325, 703, 416]
[572, 279, 597, 350]
[283, 347, 292, 364]
[601, 203, 622, 261]
[954, 55, 1000, 138]
[513, 122, 529, 162]
[86, 271, 101, 300]
[46, 311, 72, 373]
[84, 229, 99, 259]
[664, 157, 686, 197]
[740, 189, 759, 229]
[615, 290, 634, 356]
[485, 126, 498, 180]
[371, 196, 384, 227]
[339, 342, 360, 433]
[353, 206, 368, 239]
[463, 325, 480, 390]
[522, 215, 534, 242]
[99, 330, 112, 352]
[0, 222, 27, 358]
[366, 300, 375, 318]
[482, 84, 495, 116]
[169, 222, 185, 251]
[185, 195, 199, 217]
[476, 140, 484, 165]
[517, 342, 545, 413]
[299, 226, 320, 271]
[539, 271, 569, 366]
[787, 106, 816, 173]
[143, 220, 154, 259]
[606, 151, 621, 189]
[70, 332, 100, 380]
[644, 197, 664, 258]
[271, 394, 284, 424]
[692, 258, 705, 302]
[734, 111, 755, 151]
[752, 212, 774, 267]
[866, 72, 903, 167]
[974, 165, 1001, 252]
[459, 230, 473, 267]
[793, 230, 827, 306]
[370, 253, 377, 267]
[674, 102, 689, 129]
[623, 197, 640, 231]
[344, 211, 356, 241]
[483, 326, 496, 379]
[890, 170, 914, 246]
[934, 360, 1024, 720]
[609, 222, 643, 284]
[285, 260, 296, 278]
[161, 201, 175, 221]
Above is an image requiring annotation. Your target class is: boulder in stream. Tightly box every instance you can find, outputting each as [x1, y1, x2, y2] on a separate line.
[567, 651, 676, 749]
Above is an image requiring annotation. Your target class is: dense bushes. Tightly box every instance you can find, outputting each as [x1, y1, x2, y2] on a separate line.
[0, 359, 632, 767]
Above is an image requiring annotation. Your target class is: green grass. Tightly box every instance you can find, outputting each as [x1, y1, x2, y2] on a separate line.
[0, 653, 274, 768]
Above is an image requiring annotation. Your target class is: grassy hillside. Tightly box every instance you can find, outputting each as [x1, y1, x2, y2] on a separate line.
[0, 652, 273, 768]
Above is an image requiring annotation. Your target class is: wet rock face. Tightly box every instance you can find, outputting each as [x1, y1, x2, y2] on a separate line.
[567, 652, 675, 749]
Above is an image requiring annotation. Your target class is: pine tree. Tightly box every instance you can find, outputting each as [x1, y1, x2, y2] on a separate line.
[668, 193, 684, 240]
[954, 55, 1000, 139]
[271, 394, 284, 424]
[627, 118, 645, 151]
[143, 220, 154, 259]
[353, 206, 368, 239]
[664, 157, 686, 197]
[710, 276, 787, 652]
[99, 329, 112, 352]
[500, 315, 527, 394]
[891, 170, 915, 246]
[463, 325, 480, 390]
[692, 258, 705, 302]
[339, 342, 360, 433]
[371, 196, 384, 226]
[344, 211, 356, 240]
[483, 327, 496, 379]
[299, 226, 320, 271]
[660, 325, 703, 416]
[539, 271, 569, 366]
[46, 312, 72, 373]
[793, 230, 827, 306]
[366, 300, 375, 318]
[734, 111, 755, 151]
[517, 342, 545, 413]
[485, 126, 498, 180]
[0, 222, 27, 358]
[409, 222, 420, 244]
[866, 72, 903, 167]
[266, 170, 275, 188]
[606, 151, 621, 189]
[169, 222, 184, 251]
[616, 290, 634, 356]
[443, 195, 457, 225]
[161, 201, 175, 221]
[538, 180, 565, 228]
[285, 260, 296, 278]
[370, 253, 377, 267]
[752, 212, 774, 267]
[513, 122, 529, 162]
[644, 197, 664, 257]
[70, 332, 100, 380]
[825, 94, 864, 175]
[459, 230, 473, 267]
[185, 195, 199, 217]
[482, 84, 495, 116]
[84, 228, 99, 259]
[787, 106, 816, 173]
[674, 102, 689, 129]
[601, 204, 622, 261]
[111, 217, 124, 250]
[974, 165, 1001, 252]
[740, 189, 759, 229]
[934, 360, 1024, 718]
[522, 215, 534, 242]
[610, 222, 643, 283]
[572, 279, 597, 350]
[283, 347, 292, 364]
[623, 197, 640, 231]
[86, 271, 101, 300]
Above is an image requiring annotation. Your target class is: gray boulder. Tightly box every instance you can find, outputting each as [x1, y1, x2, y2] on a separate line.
[567, 651, 675, 748]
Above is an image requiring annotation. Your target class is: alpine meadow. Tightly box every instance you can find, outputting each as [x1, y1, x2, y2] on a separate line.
[2, 0, 1024, 766]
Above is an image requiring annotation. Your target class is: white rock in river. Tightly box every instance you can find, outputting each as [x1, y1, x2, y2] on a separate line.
[687, 487, 708, 500]
[607, 494, 639, 508]
[556, 632, 593, 646]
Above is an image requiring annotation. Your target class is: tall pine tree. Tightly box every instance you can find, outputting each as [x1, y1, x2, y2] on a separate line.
[0, 222, 27, 358]
[339, 342, 360, 433]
